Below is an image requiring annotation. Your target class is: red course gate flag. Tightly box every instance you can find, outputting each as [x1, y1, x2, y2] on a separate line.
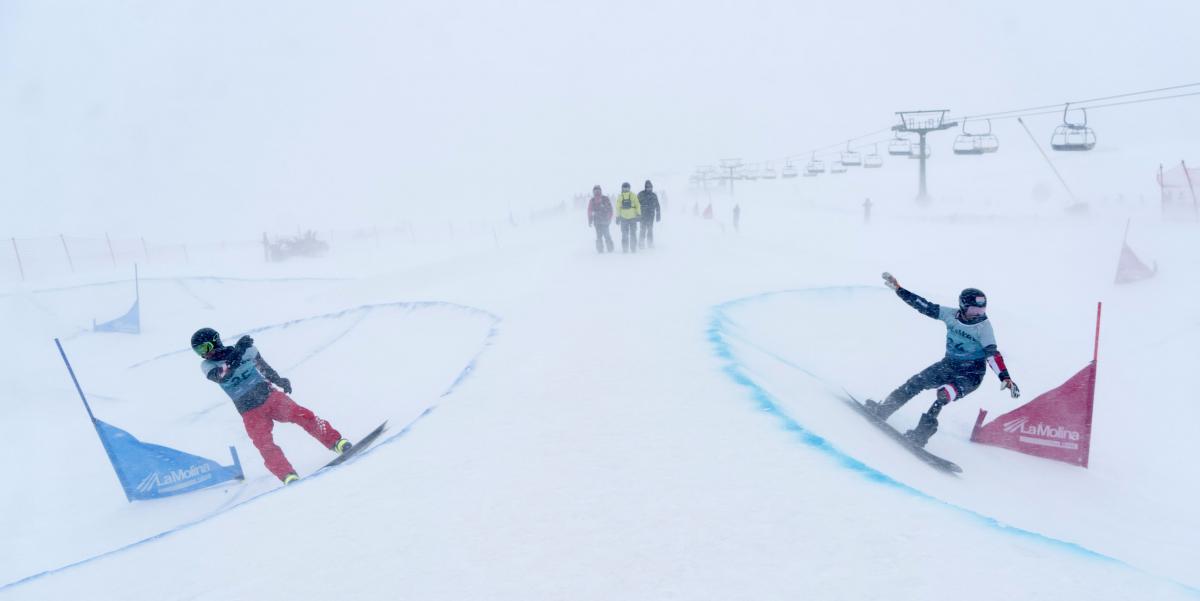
[969, 303, 1101, 468]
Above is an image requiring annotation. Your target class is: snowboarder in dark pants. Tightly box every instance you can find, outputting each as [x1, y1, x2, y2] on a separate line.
[615, 182, 641, 253]
[192, 328, 352, 484]
[587, 185, 614, 253]
[865, 273, 1021, 447]
[638, 180, 661, 249]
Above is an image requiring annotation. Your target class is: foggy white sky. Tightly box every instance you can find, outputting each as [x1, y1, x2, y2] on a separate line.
[1, 0, 1197, 239]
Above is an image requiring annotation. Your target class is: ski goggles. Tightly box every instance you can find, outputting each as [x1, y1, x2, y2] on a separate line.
[963, 305, 987, 318]
[193, 341, 215, 357]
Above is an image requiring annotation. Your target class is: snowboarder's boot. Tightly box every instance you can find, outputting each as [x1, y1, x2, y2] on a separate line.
[865, 394, 906, 420]
[863, 399, 888, 418]
[333, 438, 353, 455]
[283, 472, 300, 485]
[596, 239, 604, 254]
[904, 412, 939, 448]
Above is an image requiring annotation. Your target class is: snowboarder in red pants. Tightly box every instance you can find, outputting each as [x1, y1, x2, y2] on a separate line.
[192, 328, 351, 484]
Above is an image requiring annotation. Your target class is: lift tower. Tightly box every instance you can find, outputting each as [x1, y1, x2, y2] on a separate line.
[893, 110, 957, 203]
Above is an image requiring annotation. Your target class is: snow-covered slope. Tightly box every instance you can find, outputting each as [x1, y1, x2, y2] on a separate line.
[2, 197, 1198, 600]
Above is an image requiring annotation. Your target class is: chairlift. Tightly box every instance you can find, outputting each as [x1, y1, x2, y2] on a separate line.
[952, 119, 1000, 155]
[762, 163, 778, 179]
[801, 169, 817, 178]
[805, 154, 826, 175]
[781, 161, 799, 178]
[841, 142, 862, 167]
[908, 140, 931, 159]
[830, 161, 847, 174]
[863, 144, 883, 168]
[1050, 104, 1096, 151]
[887, 134, 913, 156]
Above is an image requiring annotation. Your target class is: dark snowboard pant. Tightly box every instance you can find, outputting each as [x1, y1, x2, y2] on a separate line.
[594, 223, 614, 253]
[876, 357, 985, 421]
[639, 217, 655, 248]
[620, 219, 638, 253]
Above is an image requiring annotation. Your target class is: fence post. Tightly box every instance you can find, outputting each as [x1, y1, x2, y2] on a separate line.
[60, 234, 75, 273]
[105, 232, 117, 269]
[11, 238, 24, 281]
[141, 237, 150, 263]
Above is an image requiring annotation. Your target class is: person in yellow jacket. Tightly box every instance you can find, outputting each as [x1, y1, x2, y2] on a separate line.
[615, 181, 642, 253]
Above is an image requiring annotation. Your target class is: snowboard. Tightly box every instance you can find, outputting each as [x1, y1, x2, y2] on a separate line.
[840, 394, 962, 475]
[318, 420, 388, 472]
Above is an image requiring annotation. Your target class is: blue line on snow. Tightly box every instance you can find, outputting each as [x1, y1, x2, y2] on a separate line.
[709, 286, 1200, 597]
[0, 302, 501, 593]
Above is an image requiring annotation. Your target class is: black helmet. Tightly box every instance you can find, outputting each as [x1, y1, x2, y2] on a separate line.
[644, 180, 653, 190]
[621, 182, 631, 190]
[191, 327, 221, 356]
[958, 288, 987, 312]
[593, 184, 602, 192]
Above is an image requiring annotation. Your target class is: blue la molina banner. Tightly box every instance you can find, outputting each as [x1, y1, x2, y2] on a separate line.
[94, 419, 243, 501]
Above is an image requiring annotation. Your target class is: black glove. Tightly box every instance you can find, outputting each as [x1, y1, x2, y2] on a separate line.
[277, 378, 292, 394]
[1001, 378, 1020, 399]
[236, 335, 254, 350]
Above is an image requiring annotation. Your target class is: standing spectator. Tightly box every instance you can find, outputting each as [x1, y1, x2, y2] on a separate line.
[637, 180, 661, 249]
[587, 185, 614, 253]
[615, 182, 641, 253]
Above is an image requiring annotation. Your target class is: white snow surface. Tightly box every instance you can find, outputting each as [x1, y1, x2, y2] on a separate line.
[2, 195, 1199, 600]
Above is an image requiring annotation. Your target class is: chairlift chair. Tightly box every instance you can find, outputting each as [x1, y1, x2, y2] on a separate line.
[953, 119, 1000, 155]
[863, 144, 883, 168]
[841, 142, 862, 166]
[887, 135, 913, 156]
[805, 155, 826, 175]
[763, 164, 778, 179]
[908, 141, 931, 159]
[1050, 105, 1096, 151]
[781, 162, 799, 178]
[830, 161, 847, 174]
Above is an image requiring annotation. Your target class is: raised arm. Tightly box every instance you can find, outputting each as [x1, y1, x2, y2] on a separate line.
[882, 272, 940, 319]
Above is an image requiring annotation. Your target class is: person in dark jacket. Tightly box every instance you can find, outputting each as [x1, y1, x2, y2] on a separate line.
[586, 185, 614, 253]
[637, 180, 661, 249]
[865, 273, 1021, 447]
[192, 328, 351, 484]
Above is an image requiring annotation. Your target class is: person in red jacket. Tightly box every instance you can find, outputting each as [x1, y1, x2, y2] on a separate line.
[586, 184, 615, 253]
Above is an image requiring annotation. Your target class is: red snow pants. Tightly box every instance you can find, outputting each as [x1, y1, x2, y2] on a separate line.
[242, 390, 342, 480]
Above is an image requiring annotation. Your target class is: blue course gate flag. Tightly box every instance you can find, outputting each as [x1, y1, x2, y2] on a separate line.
[94, 264, 141, 334]
[55, 338, 244, 502]
[93, 419, 243, 501]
